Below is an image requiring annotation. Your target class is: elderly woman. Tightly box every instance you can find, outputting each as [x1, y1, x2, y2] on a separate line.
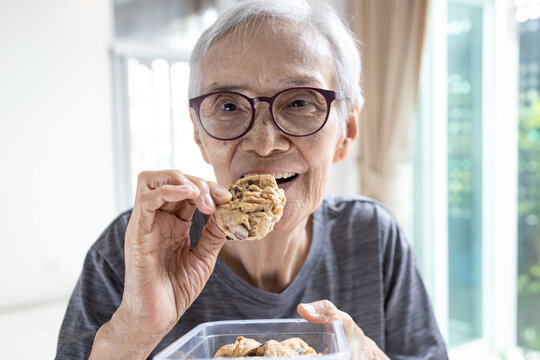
[56, 1, 447, 359]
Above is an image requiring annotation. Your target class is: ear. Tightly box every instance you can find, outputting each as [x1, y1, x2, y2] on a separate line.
[332, 103, 360, 163]
[189, 109, 211, 164]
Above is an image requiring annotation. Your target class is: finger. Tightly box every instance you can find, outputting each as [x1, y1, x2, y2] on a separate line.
[172, 180, 230, 224]
[297, 300, 358, 331]
[137, 170, 195, 192]
[138, 185, 200, 212]
[190, 216, 227, 267]
[208, 182, 232, 204]
[298, 302, 388, 360]
[134, 184, 200, 232]
[185, 176, 217, 214]
[174, 198, 198, 223]
[297, 301, 335, 324]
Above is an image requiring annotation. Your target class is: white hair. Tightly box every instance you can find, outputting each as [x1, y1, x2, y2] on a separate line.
[188, 0, 363, 125]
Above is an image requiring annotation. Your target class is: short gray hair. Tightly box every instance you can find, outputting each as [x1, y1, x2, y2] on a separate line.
[188, 0, 363, 123]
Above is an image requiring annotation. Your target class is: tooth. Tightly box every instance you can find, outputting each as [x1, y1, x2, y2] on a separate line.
[243, 172, 297, 179]
[272, 172, 296, 179]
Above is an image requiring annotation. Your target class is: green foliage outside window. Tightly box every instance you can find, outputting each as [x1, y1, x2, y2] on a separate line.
[517, 16, 540, 353]
[518, 97, 540, 352]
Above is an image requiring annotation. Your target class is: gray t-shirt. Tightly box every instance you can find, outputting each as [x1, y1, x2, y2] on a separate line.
[56, 196, 448, 359]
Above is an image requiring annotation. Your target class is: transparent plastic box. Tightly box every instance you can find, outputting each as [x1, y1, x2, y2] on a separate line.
[154, 318, 350, 359]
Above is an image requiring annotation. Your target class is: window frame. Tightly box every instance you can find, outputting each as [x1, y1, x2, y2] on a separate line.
[111, 41, 192, 211]
[109, 0, 238, 211]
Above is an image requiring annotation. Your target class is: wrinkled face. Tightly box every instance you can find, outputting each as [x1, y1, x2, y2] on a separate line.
[193, 19, 348, 231]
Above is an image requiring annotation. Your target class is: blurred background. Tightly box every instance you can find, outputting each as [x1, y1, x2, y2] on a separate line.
[0, 0, 539, 358]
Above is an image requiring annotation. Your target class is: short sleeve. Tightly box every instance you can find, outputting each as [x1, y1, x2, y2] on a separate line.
[55, 248, 124, 359]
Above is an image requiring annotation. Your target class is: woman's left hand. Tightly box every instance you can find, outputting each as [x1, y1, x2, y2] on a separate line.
[297, 300, 390, 360]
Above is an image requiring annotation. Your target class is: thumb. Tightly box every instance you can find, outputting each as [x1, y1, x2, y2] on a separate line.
[192, 216, 227, 261]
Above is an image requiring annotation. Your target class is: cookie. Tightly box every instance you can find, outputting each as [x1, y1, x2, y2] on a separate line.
[214, 336, 261, 357]
[231, 336, 261, 357]
[213, 174, 286, 241]
[213, 343, 235, 357]
[280, 337, 318, 355]
[214, 336, 319, 357]
[263, 344, 298, 357]
[244, 340, 280, 356]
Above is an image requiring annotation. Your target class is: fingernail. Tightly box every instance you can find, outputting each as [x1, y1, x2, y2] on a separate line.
[203, 193, 216, 210]
[302, 303, 317, 315]
[214, 187, 231, 199]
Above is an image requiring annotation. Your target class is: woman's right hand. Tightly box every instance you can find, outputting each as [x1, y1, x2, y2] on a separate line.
[90, 170, 231, 360]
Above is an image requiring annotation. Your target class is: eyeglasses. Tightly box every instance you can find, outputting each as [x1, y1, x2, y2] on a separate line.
[189, 87, 344, 141]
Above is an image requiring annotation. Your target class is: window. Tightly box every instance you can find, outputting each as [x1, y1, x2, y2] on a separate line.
[415, 0, 528, 357]
[111, 0, 236, 209]
[447, 2, 483, 347]
[517, 15, 540, 353]
[124, 58, 214, 193]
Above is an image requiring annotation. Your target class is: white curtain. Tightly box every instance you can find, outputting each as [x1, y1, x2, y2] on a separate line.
[350, 0, 428, 231]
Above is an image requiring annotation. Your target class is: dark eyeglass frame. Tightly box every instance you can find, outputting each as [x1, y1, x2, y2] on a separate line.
[189, 86, 345, 141]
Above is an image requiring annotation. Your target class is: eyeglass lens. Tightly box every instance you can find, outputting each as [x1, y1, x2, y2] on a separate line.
[198, 88, 328, 139]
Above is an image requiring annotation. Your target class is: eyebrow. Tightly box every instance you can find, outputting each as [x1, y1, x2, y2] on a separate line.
[204, 77, 324, 94]
[283, 77, 323, 87]
[204, 84, 250, 93]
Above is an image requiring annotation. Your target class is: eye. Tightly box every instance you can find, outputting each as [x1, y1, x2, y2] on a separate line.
[290, 99, 308, 107]
[222, 102, 238, 111]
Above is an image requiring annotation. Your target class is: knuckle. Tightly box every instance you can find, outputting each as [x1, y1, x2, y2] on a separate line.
[343, 311, 354, 322]
[205, 217, 226, 239]
[168, 169, 183, 183]
[321, 299, 335, 313]
[319, 300, 342, 322]
[173, 169, 186, 180]
[188, 175, 206, 189]
[138, 170, 150, 182]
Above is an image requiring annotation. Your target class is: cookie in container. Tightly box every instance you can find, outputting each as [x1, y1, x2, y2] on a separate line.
[154, 319, 350, 359]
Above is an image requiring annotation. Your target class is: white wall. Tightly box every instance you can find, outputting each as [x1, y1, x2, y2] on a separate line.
[0, 0, 116, 308]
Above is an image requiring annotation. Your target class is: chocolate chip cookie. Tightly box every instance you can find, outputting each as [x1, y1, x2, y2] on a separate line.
[214, 336, 318, 357]
[213, 174, 286, 241]
[215, 336, 261, 358]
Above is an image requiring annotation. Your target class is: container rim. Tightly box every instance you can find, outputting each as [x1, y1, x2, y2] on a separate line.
[154, 318, 351, 359]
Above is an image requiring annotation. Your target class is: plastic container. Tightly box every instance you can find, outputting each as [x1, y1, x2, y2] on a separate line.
[154, 318, 350, 359]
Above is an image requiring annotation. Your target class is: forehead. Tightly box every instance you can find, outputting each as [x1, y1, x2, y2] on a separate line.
[200, 18, 335, 93]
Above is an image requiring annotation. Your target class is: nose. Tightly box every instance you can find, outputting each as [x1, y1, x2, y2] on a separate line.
[239, 103, 290, 156]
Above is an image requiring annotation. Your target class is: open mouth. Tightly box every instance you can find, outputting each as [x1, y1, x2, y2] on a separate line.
[242, 172, 299, 184]
[274, 172, 298, 184]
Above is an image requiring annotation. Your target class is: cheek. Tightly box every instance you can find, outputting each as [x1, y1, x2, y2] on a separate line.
[307, 130, 339, 176]
[280, 162, 330, 228]
[306, 157, 333, 200]
[310, 127, 342, 184]
[299, 133, 338, 203]
[200, 138, 236, 183]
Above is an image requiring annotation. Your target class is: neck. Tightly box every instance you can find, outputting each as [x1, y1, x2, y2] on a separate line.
[219, 216, 313, 293]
